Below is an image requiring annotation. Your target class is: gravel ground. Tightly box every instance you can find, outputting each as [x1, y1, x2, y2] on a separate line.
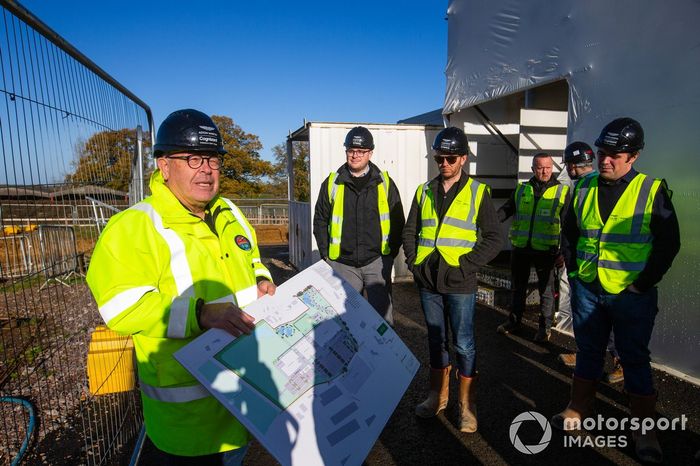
[138, 246, 700, 465]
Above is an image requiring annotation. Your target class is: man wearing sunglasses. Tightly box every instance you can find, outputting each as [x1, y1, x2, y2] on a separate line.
[496, 152, 570, 343]
[403, 127, 501, 433]
[313, 126, 405, 325]
[87, 109, 275, 465]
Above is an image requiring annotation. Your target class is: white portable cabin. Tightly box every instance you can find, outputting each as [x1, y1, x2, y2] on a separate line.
[287, 122, 442, 278]
[442, 0, 700, 381]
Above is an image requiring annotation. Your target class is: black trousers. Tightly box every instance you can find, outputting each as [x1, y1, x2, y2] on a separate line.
[509, 247, 556, 329]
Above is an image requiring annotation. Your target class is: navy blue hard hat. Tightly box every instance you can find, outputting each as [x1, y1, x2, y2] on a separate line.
[344, 126, 374, 150]
[433, 127, 469, 155]
[153, 109, 226, 157]
[594, 117, 645, 153]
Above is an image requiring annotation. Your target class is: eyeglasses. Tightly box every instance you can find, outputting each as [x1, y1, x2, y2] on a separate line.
[346, 149, 371, 157]
[433, 155, 460, 165]
[166, 154, 223, 170]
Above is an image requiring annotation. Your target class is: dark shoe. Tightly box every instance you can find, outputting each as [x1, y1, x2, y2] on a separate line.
[629, 392, 663, 464]
[497, 319, 520, 335]
[415, 365, 451, 418]
[551, 375, 597, 431]
[558, 353, 577, 368]
[604, 358, 624, 384]
[534, 327, 551, 342]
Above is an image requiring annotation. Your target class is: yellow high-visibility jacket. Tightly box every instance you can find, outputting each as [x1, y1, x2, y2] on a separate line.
[509, 182, 569, 250]
[86, 169, 271, 456]
[414, 177, 488, 266]
[574, 172, 661, 293]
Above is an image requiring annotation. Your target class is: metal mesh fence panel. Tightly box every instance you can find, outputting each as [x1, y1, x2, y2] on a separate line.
[0, 1, 152, 464]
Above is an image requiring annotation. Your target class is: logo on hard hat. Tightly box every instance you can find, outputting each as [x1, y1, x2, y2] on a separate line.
[602, 132, 620, 145]
[235, 235, 252, 251]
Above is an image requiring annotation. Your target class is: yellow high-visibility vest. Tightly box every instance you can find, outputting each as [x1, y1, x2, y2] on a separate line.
[574, 173, 661, 293]
[414, 177, 488, 266]
[327, 170, 391, 259]
[509, 182, 568, 250]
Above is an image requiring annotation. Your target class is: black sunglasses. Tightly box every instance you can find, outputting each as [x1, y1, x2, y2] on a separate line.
[433, 155, 460, 165]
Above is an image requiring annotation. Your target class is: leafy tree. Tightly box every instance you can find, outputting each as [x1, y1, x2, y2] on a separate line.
[213, 115, 275, 198]
[271, 141, 310, 202]
[67, 128, 145, 192]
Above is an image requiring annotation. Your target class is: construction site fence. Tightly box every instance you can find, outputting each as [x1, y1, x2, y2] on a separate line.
[0, 0, 152, 464]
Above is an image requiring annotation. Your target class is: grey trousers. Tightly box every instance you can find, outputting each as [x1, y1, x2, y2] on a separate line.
[328, 256, 394, 325]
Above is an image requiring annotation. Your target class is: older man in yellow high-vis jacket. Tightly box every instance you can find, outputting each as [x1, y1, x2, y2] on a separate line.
[87, 109, 275, 465]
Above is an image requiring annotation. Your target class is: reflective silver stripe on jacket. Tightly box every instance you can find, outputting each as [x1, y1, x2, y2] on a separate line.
[99, 285, 157, 324]
[598, 259, 646, 272]
[550, 184, 564, 221]
[419, 182, 431, 207]
[131, 203, 193, 339]
[435, 238, 476, 248]
[579, 229, 599, 238]
[575, 175, 595, 229]
[442, 216, 476, 231]
[140, 379, 210, 403]
[530, 232, 560, 241]
[600, 233, 652, 243]
[235, 284, 259, 308]
[418, 238, 435, 247]
[329, 173, 339, 202]
[577, 250, 598, 262]
[222, 198, 255, 250]
[630, 176, 655, 236]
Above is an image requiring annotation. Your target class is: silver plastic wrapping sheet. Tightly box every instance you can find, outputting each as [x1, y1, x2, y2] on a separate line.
[444, 0, 700, 379]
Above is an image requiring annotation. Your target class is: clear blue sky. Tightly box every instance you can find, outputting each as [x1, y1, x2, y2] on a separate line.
[20, 0, 448, 161]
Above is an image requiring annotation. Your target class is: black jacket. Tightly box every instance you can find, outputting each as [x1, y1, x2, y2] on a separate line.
[313, 162, 405, 267]
[403, 171, 502, 294]
[561, 168, 680, 292]
[498, 176, 571, 255]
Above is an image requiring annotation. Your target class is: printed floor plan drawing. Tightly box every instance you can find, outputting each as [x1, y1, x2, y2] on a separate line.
[175, 260, 418, 466]
[214, 285, 359, 410]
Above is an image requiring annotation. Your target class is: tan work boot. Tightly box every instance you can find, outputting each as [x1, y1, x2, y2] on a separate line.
[457, 374, 477, 433]
[415, 365, 451, 418]
[558, 353, 577, 368]
[551, 375, 597, 430]
[604, 357, 624, 384]
[629, 392, 663, 464]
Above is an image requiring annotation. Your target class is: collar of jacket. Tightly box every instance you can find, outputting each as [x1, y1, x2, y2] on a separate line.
[528, 175, 560, 194]
[335, 161, 383, 184]
[598, 168, 638, 186]
[148, 169, 219, 223]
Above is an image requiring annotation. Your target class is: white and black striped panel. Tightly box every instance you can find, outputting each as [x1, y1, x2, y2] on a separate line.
[517, 109, 568, 182]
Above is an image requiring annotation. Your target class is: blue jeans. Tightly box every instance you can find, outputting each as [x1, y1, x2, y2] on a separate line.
[571, 278, 658, 395]
[419, 289, 476, 377]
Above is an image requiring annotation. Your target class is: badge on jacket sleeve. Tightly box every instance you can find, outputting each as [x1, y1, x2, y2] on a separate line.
[235, 235, 252, 251]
